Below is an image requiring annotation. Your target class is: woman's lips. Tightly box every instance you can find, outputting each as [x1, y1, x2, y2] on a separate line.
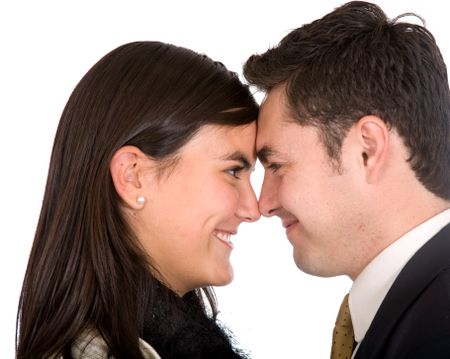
[213, 230, 234, 249]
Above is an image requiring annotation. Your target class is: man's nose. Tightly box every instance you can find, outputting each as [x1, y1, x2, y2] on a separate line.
[258, 174, 280, 217]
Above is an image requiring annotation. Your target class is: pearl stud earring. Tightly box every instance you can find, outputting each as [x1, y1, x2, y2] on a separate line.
[136, 196, 145, 205]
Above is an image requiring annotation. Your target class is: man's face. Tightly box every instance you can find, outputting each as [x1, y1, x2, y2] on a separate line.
[256, 86, 368, 278]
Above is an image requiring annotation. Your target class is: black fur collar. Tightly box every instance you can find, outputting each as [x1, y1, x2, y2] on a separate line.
[142, 283, 249, 359]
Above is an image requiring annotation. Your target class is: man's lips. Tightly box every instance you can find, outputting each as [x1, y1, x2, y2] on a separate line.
[282, 219, 299, 233]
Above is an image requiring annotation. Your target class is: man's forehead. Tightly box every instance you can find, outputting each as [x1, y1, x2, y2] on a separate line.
[259, 88, 294, 126]
[256, 86, 297, 154]
[256, 120, 284, 161]
[262, 85, 290, 107]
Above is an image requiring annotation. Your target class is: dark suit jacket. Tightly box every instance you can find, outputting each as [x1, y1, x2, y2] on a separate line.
[355, 222, 450, 359]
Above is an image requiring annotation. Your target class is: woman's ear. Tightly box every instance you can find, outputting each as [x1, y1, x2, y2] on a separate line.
[356, 115, 390, 184]
[110, 146, 149, 209]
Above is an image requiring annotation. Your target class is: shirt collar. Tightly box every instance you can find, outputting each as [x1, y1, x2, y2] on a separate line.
[349, 208, 450, 343]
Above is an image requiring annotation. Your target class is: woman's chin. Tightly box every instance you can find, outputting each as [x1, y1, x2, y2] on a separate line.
[213, 267, 234, 287]
[203, 265, 234, 288]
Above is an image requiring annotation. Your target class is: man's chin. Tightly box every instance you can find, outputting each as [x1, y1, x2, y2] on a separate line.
[293, 253, 339, 278]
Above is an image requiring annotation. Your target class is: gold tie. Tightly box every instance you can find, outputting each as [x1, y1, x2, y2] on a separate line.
[330, 294, 356, 359]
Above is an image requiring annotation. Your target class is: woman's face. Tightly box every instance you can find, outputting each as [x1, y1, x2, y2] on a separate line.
[135, 123, 260, 295]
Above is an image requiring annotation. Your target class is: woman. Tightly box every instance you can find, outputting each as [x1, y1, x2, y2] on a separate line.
[17, 41, 260, 358]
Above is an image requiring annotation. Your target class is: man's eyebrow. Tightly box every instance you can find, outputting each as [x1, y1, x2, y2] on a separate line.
[257, 145, 276, 165]
[220, 151, 252, 170]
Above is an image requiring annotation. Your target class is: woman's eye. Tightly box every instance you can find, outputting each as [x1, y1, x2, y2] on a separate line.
[226, 167, 244, 179]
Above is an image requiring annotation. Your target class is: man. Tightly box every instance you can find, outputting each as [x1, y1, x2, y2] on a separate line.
[244, 1, 450, 358]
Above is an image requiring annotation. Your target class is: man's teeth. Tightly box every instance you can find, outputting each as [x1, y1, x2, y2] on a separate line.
[215, 231, 231, 243]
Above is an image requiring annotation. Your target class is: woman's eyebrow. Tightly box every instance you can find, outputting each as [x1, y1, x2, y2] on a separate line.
[220, 151, 252, 170]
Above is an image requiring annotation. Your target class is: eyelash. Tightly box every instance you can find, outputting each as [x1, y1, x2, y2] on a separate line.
[268, 163, 282, 173]
[227, 166, 244, 179]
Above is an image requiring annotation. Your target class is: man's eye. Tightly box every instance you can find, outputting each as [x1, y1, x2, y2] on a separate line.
[268, 163, 282, 173]
[226, 167, 244, 179]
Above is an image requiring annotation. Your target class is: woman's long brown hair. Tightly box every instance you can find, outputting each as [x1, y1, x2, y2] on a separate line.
[17, 41, 258, 358]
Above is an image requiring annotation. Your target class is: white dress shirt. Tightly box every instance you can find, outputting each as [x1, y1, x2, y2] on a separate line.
[349, 208, 450, 358]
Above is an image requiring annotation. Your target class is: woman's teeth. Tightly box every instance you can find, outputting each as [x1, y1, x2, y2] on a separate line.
[214, 231, 233, 248]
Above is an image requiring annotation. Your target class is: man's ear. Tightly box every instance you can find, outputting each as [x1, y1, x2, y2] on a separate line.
[356, 115, 389, 184]
[110, 145, 149, 209]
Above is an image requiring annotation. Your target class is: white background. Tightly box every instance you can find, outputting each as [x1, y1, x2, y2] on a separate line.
[1, 1, 448, 358]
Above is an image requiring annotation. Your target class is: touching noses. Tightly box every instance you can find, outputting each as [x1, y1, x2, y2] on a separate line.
[236, 180, 261, 222]
[258, 173, 280, 217]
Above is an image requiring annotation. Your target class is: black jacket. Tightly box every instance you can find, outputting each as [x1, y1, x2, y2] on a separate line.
[355, 223, 450, 358]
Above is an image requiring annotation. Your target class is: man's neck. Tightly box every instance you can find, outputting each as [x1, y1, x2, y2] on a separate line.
[351, 196, 450, 280]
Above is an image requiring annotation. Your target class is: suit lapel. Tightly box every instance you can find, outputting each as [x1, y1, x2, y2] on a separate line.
[355, 223, 450, 358]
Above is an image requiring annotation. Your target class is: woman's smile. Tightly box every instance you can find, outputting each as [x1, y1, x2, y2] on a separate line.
[213, 230, 235, 250]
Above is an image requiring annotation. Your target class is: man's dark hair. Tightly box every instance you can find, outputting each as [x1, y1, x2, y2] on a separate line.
[244, 1, 450, 200]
